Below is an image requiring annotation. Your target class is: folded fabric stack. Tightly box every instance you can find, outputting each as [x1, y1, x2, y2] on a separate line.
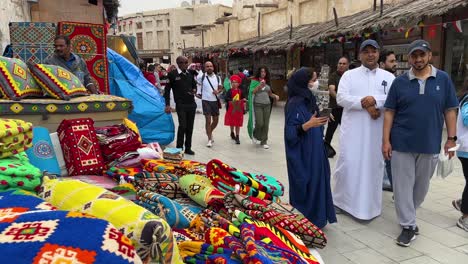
[136, 190, 203, 229]
[143, 159, 206, 176]
[163, 148, 184, 162]
[206, 159, 284, 201]
[134, 171, 187, 199]
[0, 189, 143, 264]
[0, 119, 33, 158]
[95, 123, 141, 164]
[39, 177, 183, 263]
[223, 192, 327, 248]
[174, 209, 320, 264]
[105, 166, 145, 184]
[0, 152, 42, 192]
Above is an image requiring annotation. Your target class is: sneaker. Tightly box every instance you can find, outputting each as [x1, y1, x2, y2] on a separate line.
[230, 132, 236, 140]
[457, 216, 468, 232]
[251, 138, 259, 145]
[396, 228, 416, 247]
[263, 144, 270, 149]
[453, 199, 462, 212]
[206, 140, 213, 148]
[185, 149, 195, 155]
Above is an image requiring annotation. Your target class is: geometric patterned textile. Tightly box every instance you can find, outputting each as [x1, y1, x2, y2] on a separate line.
[206, 159, 284, 200]
[39, 177, 183, 263]
[223, 193, 327, 249]
[58, 22, 109, 94]
[0, 190, 143, 264]
[0, 118, 33, 159]
[57, 118, 104, 176]
[9, 22, 56, 65]
[28, 63, 88, 100]
[0, 94, 132, 116]
[0, 56, 42, 100]
[135, 190, 203, 229]
[134, 172, 187, 199]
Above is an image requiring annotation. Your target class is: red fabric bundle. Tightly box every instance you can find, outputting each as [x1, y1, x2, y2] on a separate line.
[57, 118, 105, 176]
[95, 124, 141, 162]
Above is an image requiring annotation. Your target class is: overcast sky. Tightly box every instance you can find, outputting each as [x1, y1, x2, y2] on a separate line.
[118, 0, 234, 16]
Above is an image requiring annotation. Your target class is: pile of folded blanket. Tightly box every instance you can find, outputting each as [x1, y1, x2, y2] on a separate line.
[0, 118, 33, 158]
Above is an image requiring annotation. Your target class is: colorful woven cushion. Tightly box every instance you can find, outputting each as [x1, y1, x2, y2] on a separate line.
[0, 119, 33, 159]
[224, 193, 327, 248]
[207, 159, 284, 200]
[57, 118, 105, 176]
[179, 174, 225, 208]
[134, 172, 187, 199]
[25, 126, 61, 175]
[0, 152, 42, 192]
[28, 63, 87, 100]
[136, 190, 202, 229]
[235, 210, 318, 264]
[0, 56, 42, 100]
[0, 190, 143, 264]
[39, 177, 183, 263]
[0, 189, 56, 212]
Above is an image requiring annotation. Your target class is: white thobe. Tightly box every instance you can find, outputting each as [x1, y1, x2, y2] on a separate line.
[333, 66, 395, 220]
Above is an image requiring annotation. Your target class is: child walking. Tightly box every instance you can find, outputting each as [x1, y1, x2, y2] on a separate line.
[224, 75, 245, 144]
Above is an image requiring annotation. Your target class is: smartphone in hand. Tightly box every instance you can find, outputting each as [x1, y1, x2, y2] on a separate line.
[319, 108, 332, 117]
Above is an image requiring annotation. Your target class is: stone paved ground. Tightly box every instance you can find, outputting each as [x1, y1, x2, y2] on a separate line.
[167, 105, 468, 264]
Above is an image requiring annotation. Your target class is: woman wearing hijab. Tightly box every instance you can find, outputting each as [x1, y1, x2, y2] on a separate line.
[284, 67, 337, 228]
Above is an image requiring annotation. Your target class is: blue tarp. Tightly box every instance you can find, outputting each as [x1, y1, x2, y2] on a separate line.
[107, 48, 174, 145]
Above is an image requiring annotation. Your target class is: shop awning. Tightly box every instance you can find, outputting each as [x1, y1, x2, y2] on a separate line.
[184, 0, 467, 54]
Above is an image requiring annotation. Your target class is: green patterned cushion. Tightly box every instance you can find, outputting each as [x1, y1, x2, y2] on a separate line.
[0, 56, 42, 100]
[179, 174, 224, 207]
[28, 63, 88, 100]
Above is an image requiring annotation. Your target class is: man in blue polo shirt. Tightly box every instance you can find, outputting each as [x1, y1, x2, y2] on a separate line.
[382, 39, 458, 247]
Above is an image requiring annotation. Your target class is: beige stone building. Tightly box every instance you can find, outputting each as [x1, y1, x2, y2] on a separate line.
[203, 0, 402, 47]
[116, 3, 233, 64]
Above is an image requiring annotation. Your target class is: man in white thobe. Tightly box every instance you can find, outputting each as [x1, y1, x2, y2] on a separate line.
[333, 40, 396, 220]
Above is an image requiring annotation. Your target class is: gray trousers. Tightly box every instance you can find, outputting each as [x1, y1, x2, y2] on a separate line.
[392, 151, 439, 228]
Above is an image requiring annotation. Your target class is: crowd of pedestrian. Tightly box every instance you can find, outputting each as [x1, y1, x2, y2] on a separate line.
[141, 38, 467, 247]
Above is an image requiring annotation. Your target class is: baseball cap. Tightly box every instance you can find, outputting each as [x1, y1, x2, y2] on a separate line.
[408, 39, 431, 55]
[359, 39, 380, 52]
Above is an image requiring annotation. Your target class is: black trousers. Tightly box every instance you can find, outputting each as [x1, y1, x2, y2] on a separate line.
[325, 108, 343, 144]
[459, 157, 468, 214]
[176, 107, 196, 150]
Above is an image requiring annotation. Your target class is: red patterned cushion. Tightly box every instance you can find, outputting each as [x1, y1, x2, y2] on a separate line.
[0, 56, 42, 100]
[57, 118, 104, 176]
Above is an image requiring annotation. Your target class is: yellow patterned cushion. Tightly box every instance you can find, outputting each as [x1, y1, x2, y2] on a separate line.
[28, 63, 88, 100]
[0, 56, 42, 100]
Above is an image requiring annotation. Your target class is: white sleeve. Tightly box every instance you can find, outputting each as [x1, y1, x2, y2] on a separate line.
[196, 75, 202, 94]
[375, 73, 395, 109]
[337, 72, 364, 110]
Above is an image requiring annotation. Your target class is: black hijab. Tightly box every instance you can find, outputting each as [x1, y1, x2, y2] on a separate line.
[286, 67, 319, 114]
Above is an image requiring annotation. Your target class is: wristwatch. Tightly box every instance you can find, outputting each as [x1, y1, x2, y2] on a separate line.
[448, 136, 457, 141]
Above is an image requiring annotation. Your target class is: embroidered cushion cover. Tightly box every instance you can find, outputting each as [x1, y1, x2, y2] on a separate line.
[39, 177, 183, 263]
[0, 190, 143, 264]
[0, 56, 42, 100]
[57, 118, 104, 176]
[28, 63, 88, 100]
